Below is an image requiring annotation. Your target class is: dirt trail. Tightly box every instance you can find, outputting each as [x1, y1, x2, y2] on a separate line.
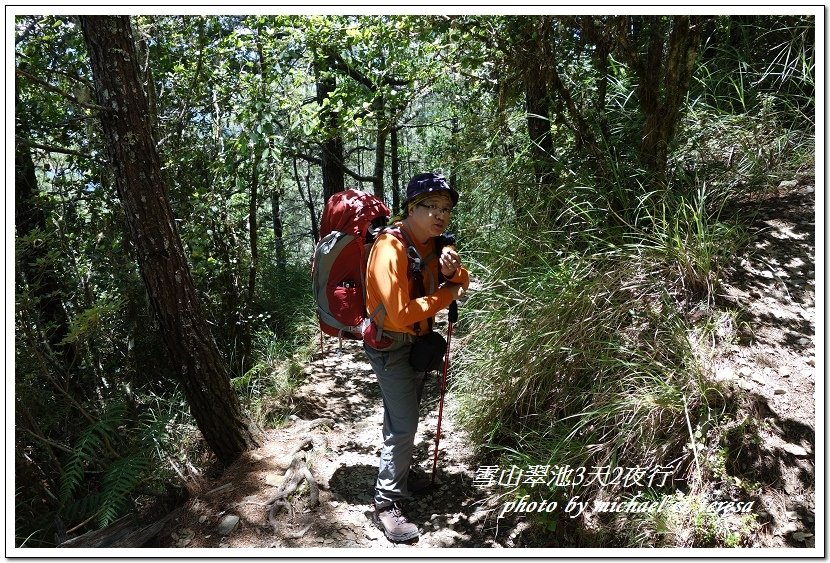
[715, 182, 817, 548]
[154, 184, 816, 551]
[157, 323, 512, 550]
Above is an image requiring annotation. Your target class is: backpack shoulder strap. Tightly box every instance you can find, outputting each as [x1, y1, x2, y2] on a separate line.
[385, 225, 423, 281]
[384, 225, 437, 334]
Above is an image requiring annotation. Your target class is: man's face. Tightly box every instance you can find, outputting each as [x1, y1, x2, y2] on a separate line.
[411, 193, 453, 238]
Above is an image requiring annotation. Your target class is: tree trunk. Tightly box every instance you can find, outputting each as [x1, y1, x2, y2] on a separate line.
[596, 39, 611, 145]
[637, 17, 666, 174]
[450, 116, 460, 190]
[371, 94, 387, 201]
[293, 157, 319, 243]
[80, 15, 262, 465]
[270, 184, 285, 270]
[237, 33, 271, 372]
[616, 16, 702, 179]
[390, 125, 401, 214]
[524, 65, 555, 186]
[662, 16, 700, 157]
[316, 57, 345, 203]
[242, 146, 260, 371]
[521, 17, 556, 188]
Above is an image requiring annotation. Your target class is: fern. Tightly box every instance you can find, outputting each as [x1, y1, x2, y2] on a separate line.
[58, 428, 103, 506]
[98, 456, 151, 527]
[58, 400, 133, 525]
[60, 456, 152, 529]
[64, 473, 146, 528]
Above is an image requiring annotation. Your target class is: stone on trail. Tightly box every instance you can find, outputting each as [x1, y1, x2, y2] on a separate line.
[751, 372, 766, 385]
[781, 443, 809, 457]
[175, 527, 195, 547]
[715, 366, 736, 380]
[216, 514, 240, 536]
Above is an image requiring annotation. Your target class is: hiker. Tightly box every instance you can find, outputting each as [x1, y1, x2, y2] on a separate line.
[363, 172, 470, 542]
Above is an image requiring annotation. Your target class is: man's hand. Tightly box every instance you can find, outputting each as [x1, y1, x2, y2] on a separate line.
[440, 245, 461, 278]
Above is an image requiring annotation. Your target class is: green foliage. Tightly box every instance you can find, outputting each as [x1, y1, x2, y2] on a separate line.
[456, 229, 721, 461]
[136, 385, 194, 460]
[61, 297, 126, 346]
[98, 456, 152, 527]
[255, 262, 317, 341]
[452, 88, 775, 545]
[58, 402, 125, 505]
[233, 329, 306, 428]
[234, 261, 317, 427]
[58, 400, 154, 528]
[622, 185, 748, 306]
[695, 16, 814, 123]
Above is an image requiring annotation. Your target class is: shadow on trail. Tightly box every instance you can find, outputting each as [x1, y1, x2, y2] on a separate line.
[717, 185, 816, 547]
[293, 343, 383, 422]
[719, 188, 815, 336]
[729, 390, 816, 541]
[330, 463, 377, 505]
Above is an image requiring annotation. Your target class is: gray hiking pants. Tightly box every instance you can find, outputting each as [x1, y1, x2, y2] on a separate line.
[363, 339, 426, 508]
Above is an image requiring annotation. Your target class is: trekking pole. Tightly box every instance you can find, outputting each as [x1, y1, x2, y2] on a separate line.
[431, 300, 458, 485]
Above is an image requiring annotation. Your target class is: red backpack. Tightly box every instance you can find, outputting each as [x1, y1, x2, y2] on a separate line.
[311, 189, 435, 345]
[312, 189, 390, 341]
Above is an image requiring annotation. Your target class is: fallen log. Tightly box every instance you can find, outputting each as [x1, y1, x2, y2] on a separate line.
[58, 513, 174, 548]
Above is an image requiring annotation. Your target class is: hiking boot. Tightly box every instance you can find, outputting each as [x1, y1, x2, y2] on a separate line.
[407, 467, 432, 495]
[374, 502, 420, 542]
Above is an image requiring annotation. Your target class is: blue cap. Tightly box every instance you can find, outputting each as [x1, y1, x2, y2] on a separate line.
[405, 172, 459, 207]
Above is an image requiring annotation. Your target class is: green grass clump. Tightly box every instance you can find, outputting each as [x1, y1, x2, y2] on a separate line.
[453, 186, 745, 546]
[233, 329, 311, 428]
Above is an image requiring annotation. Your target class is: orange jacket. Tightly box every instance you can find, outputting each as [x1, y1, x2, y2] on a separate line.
[365, 225, 469, 336]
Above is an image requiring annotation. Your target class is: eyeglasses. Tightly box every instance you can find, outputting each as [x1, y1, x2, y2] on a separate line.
[417, 203, 453, 216]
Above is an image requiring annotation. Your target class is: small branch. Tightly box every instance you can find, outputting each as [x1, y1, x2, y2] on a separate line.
[30, 337, 96, 425]
[327, 50, 410, 90]
[16, 135, 104, 162]
[205, 482, 234, 496]
[168, 458, 188, 485]
[345, 145, 376, 157]
[396, 117, 457, 130]
[292, 151, 322, 167]
[343, 166, 377, 184]
[683, 395, 702, 485]
[65, 508, 105, 535]
[292, 150, 377, 183]
[21, 428, 73, 454]
[16, 67, 110, 112]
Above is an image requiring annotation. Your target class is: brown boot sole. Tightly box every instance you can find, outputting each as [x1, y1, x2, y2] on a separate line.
[373, 513, 421, 542]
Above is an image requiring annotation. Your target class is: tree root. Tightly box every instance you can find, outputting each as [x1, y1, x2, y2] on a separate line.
[292, 417, 334, 435]
[283, 523, 313, 539]
[265, 418, 332, 534]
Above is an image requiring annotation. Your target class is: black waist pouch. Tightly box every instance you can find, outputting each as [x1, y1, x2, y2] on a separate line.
[409, 331, 447, 372]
